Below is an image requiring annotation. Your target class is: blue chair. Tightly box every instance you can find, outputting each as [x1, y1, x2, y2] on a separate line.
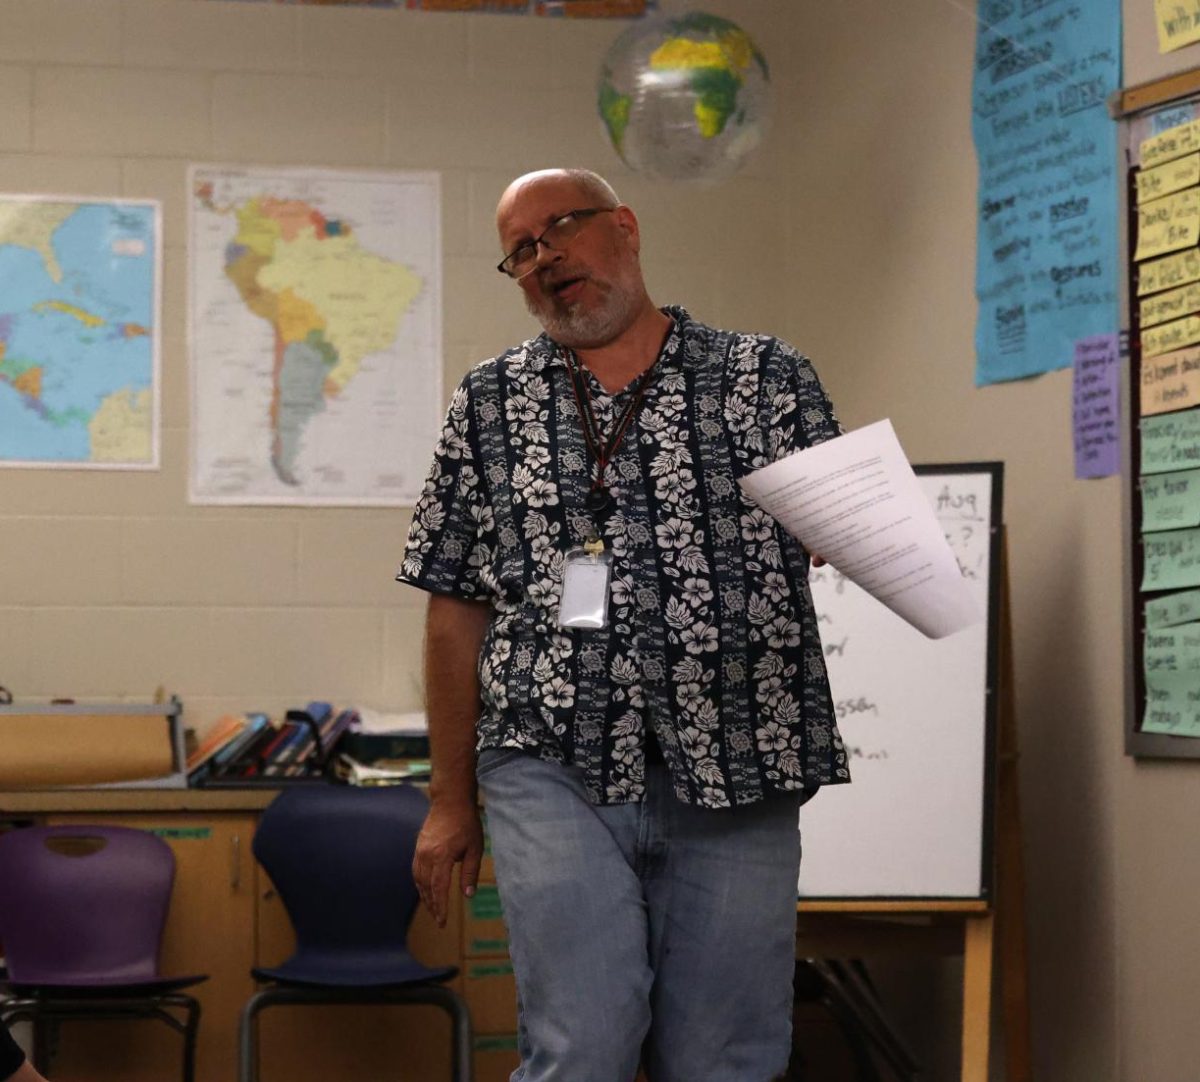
[0, 825, 207, 1081]
[238, 784, 472, 1082]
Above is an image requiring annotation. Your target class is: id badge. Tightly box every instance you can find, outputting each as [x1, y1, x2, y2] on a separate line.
[558, 545, 613, 629]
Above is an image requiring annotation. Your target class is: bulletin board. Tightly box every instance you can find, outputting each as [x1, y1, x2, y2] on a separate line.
[799, 464, 1003, 901]
[1119, 68, 1200, 757]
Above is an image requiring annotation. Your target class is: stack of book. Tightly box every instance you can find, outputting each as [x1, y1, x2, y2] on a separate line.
[187, 702, 359, 787]
[334, 709, 431, 787]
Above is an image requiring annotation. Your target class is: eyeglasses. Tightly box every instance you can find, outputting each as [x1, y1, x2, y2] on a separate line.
[497, 207, 615, 279]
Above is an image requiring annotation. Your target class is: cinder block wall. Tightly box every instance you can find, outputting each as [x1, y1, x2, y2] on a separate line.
[12, 2, 1191, 1081]
[0, 0, 797, 732]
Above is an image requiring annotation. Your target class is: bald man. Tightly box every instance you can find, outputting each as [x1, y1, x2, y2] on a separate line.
[398, 168, 849, 1081]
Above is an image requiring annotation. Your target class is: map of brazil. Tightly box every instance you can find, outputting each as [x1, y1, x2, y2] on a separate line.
[189, 166, 442, 505]
[0, 197, 160, 469]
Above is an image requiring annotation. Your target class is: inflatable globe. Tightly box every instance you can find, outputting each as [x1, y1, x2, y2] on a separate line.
[598, 12, 771, 184]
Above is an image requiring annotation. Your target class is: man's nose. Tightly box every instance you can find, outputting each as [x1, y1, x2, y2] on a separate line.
[533, 239, 564, 267]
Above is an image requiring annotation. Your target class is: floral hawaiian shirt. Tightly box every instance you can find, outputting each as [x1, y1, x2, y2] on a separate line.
[398, 306, 850, 808]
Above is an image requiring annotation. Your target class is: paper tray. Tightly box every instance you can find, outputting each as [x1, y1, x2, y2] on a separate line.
[0, 700, 187, 790]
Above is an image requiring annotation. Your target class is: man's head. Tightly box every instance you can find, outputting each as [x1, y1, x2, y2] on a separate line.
[495, 168, 652, 350]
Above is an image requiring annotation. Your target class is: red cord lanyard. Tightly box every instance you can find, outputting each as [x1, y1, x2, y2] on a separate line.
[564, 349, 659, 521]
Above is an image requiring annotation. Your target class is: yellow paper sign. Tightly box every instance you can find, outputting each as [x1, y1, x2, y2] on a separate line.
[1144, 315, 1200, 358]
[1139, 247, 1200, 296]
[1136, 187, 1200, 261]
[1142, 119, 1200, 170]
[1142, 345, 1200, 415]
[1156, 0, 1200, 53]
[1138, 153, 1200, 204]
[1141, 281, 1200, 327]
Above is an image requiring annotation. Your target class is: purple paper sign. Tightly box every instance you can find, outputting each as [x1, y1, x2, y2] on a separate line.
[1072, 333, 1121, 479]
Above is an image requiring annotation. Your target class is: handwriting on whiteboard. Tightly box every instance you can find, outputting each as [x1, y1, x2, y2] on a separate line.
[809, 473, 992, 760]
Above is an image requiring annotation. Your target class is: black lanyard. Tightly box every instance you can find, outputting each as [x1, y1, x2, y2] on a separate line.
[564, 348, 660, 517]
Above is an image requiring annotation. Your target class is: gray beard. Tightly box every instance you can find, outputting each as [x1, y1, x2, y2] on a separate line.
[527, 275, 643, 350]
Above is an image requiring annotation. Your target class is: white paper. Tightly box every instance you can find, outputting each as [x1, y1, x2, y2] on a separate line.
[738, 420, 980, 639]
[355, 708, 427, 735]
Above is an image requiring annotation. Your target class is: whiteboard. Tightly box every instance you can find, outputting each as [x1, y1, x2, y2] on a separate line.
[798, 464, 1002, 900]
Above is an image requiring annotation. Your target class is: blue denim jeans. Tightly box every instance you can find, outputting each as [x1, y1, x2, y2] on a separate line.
[476, 748, 803, 1082]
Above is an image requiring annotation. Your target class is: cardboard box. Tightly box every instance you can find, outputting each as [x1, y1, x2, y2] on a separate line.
[463, 959, 519, 1033]
[479, 830, 496, 883]
[0, 700, 186, 789]
[463, 884, 510, 957]
[473, 1033, 520, 1082]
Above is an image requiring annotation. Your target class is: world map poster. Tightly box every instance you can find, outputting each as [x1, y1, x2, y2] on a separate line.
[189, 165, 442, 506]
[0, 196, 161, 469]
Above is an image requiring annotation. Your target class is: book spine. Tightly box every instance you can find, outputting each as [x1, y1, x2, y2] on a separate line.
[231, 725, 281, 777]
[262, 722, 307, 775]
[211, 714, 269, 772]
[244, 724, 293, 778]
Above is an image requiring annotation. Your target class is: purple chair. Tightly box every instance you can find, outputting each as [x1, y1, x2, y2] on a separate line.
[0, 824, 207, 1080]
[239, 784, 472, 1081]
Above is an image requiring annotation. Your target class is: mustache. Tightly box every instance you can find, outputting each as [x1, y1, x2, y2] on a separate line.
[535, 265, 589, 289]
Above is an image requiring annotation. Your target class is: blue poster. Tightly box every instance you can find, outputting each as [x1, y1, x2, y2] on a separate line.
[972, 1, 1121, 386]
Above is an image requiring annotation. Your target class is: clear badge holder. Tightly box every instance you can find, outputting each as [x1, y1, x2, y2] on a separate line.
[557, 540, 613, 629]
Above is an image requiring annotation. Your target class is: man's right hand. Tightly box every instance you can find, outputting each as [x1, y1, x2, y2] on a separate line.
[412, 799, 484, 928]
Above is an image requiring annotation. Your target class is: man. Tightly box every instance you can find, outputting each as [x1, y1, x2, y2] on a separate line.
[398, 168, 849, 1082]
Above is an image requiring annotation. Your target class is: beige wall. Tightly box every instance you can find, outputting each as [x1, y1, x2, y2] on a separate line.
[3, 0, 1198, 1079]
[0, 0, 788, 726]
[784, 4, 1121, 1081]
[789, 4, 1200, 1082]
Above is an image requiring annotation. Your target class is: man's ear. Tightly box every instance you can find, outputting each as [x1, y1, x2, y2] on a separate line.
[614, 204, 641, 254]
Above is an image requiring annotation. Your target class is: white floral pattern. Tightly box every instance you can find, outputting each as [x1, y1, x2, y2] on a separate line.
[399, 308, 849, 808]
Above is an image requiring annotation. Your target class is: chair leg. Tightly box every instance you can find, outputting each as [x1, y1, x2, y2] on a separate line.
[239, 990, 273, 1082]
[238, 984, 474, 1082]
[181, 996, 202, 1082]
[429, 985, 474, 1082]
[32, 1016, 53, 1076]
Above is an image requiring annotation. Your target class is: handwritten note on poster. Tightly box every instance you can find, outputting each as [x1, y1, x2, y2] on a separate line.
[1146, 587, 1200, 628]
[1138, 247, 1200, 296]
[1143, 668, 1200, 736]
[1141, 409, 1200, 473]
[1143, 526, 1200, 590]
[971, 1, 1120, 385]
[1142, 118, 1200, 169]
[1136, 153, 1200, 204]
[1135, 187, 1200, 262]
[1072, 334, 1120, 478]
[1142, 316, 1200, 359]
[1140, 281, 1200, 328]
[1141, 346, 1200, 414]
[1155, 0, 1200, 53]
[1136, 187, 1200, 262]
[1141, 468, 1200, 531]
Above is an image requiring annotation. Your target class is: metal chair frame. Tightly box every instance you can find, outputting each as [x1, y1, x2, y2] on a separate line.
[238, 984, 471, 1082]
[0, 991, 202, 1082]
